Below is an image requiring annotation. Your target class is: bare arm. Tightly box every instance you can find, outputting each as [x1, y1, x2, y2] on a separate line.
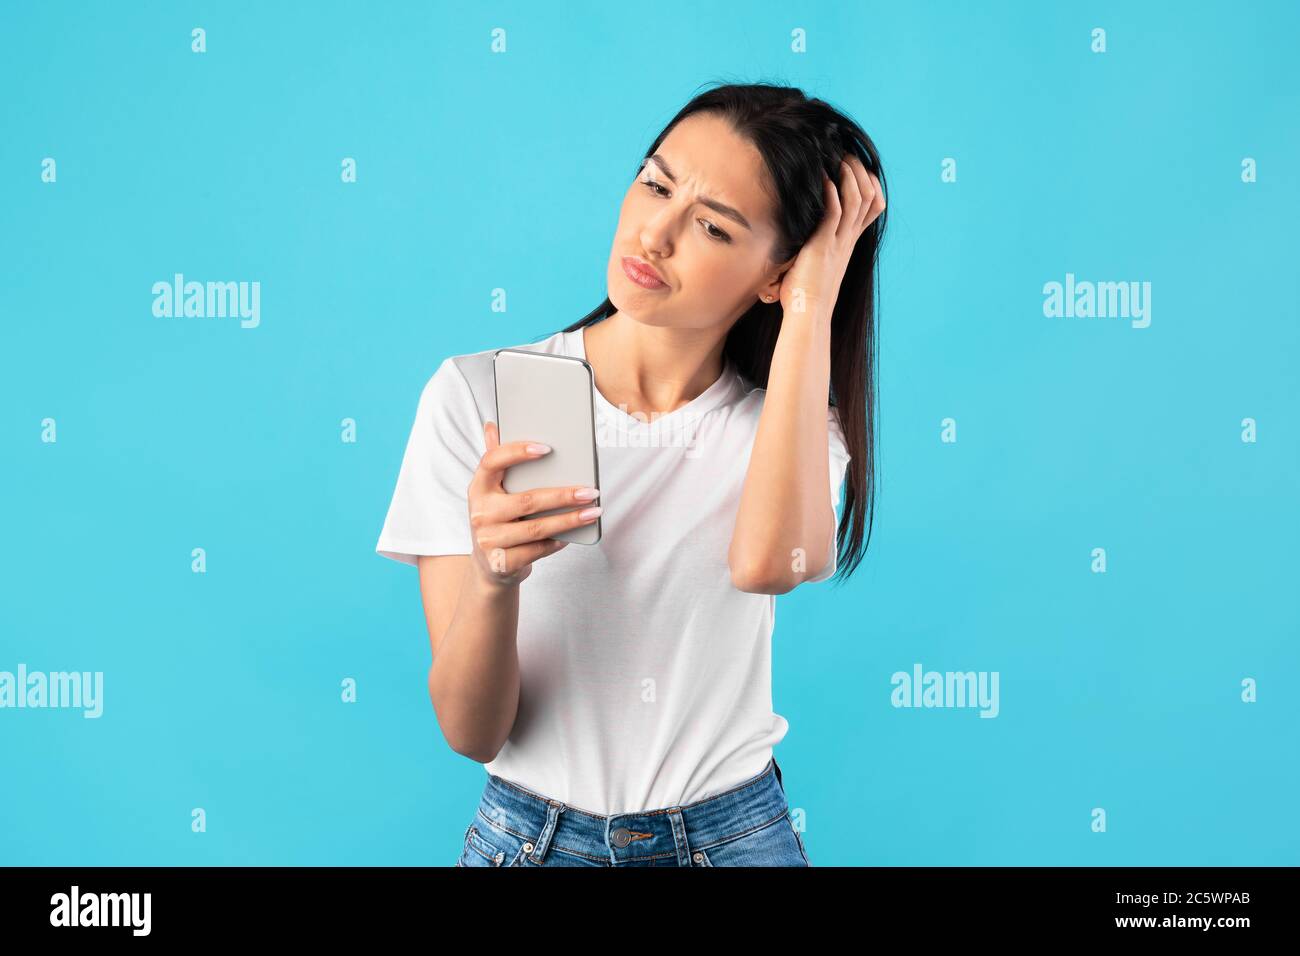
[419, 554, 521, 763]
[727, 314, 836, 594]
[728, 154, 884, 593]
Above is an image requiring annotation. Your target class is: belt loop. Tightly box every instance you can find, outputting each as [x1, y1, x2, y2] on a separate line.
[528, 801, 565, 864]
[667, 808, 692, 867]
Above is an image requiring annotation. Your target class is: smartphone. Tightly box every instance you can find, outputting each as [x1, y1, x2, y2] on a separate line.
[493, 347, 602, 545]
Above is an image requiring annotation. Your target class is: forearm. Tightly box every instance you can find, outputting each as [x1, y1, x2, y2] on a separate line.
[729, 310, 836, 592]
[428, 570, 521, 762]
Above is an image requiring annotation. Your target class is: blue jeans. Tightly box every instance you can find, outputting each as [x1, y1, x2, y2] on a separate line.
[455, 757, 811, 867]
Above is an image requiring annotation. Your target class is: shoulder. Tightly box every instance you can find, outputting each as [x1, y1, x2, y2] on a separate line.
[421, 329, 569, 420]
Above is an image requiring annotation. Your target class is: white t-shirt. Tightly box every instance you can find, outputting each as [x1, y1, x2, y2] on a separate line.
[376, 325, 851, 816]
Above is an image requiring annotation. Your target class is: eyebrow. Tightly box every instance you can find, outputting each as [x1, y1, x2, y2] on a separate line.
[647, 154, 753, 231]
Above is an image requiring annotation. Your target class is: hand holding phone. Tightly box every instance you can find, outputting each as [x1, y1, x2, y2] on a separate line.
[463, 421, 601, 589]
[493, 347, 602, 545]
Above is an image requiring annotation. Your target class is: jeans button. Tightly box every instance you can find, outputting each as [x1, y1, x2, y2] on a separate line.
[522, 842, 534, 853]
[611, 827, 632, 848]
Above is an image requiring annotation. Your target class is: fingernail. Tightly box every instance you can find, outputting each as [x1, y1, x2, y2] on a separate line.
[526, 443, 551, 455]
[578, 506, 602, 520]
[574, 487, 599, 501]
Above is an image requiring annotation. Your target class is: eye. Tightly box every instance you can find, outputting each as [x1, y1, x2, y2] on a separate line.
[640, 176, 669, 198]
[638, 175, 732, 243]
[700, 220, 731, 243]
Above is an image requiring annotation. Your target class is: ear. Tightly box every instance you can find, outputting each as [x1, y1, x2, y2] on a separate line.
[758, 256, 796, 304]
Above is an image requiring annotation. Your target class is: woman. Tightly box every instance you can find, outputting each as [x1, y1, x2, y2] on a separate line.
[377, 82, 886, 866]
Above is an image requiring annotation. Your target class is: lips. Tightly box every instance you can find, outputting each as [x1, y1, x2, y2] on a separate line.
[621, 256, 668, 290]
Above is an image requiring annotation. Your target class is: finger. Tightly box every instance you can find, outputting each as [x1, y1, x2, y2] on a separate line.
[815, 170, 841, 242]
[836, 158, 864, 243]
[847, 157, 876, 232]
[854, 167, 882, 230]
[476, 503, 602, 552]
[866, 170, 886, 223]
[483, 537, 568, 578]
[519, 537, 571, 565]
[492, 484, 600, 524]
[471, 437, 551, 494]
[472, 422, 502, 493]
[483, 439, 551, 472]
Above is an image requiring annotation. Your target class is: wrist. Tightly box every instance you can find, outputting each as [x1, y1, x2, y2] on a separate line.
[777, 306, 834, 346]
[780, 299, 834, 328]
[468, 556, 524, 596]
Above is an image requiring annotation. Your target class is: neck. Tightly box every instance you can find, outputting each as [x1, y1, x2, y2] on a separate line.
[583, 312, 729, 416]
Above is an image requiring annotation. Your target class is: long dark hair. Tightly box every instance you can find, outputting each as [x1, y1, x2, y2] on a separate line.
[562, 81, 887, 583]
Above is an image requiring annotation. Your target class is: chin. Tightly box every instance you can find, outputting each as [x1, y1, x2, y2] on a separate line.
[606, 287, 678, 328]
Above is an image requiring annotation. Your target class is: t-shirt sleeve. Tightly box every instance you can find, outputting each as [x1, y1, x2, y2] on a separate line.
[805, 405, 852, 583]
[375, 357, 485, 567]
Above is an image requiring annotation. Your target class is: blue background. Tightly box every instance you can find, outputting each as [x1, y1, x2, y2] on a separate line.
[2, 0, 1296, 866]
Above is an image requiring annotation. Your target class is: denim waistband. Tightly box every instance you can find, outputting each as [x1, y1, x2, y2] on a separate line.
[475, 757, 790, 866]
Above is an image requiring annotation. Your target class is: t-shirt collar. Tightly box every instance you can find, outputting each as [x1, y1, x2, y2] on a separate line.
[563, 326, 742, 429]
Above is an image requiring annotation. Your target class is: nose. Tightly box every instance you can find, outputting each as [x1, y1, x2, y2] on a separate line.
[638, 220, 672, 259]
[638, 205, 677, 258]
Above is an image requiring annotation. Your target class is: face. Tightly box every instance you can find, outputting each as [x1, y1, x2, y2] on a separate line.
[605, 112, 788, 331]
